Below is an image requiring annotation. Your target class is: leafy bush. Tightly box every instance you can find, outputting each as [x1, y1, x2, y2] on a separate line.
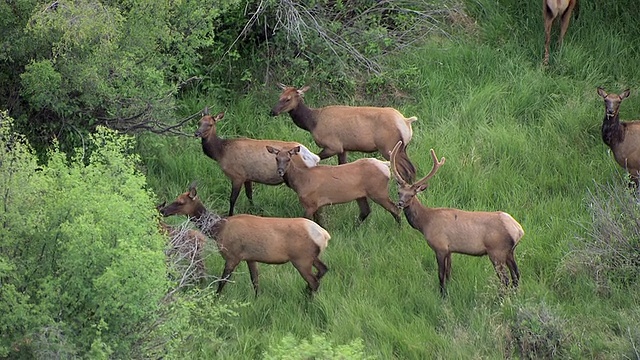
[263, 334, 372, 360]
[0, 112, 168, 357]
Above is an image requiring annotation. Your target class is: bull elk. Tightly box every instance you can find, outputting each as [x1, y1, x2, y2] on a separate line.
[266, 145, 401, 226]
[270, 84, 417, 164]
[543, 0, 578, 65]
[159, 183, 331, 296]
[389, 142, 524, 296]
[597, 87, 640, 186]
[196, 108, 320, 216]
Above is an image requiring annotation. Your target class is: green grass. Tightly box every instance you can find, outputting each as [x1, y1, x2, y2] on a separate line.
[137, 0, 640, 358]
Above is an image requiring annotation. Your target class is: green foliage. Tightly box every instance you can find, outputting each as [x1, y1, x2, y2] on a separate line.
[263, 334, 371, 360]
[0, 113, 167, 358]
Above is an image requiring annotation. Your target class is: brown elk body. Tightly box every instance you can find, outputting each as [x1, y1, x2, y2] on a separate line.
[543, 0, 577, 65]
[159, 183, 330, 296]
[197, 108, 320, 216]
[597, 87, 640, 186]
[389, 142, 524, 295]
[266, 145, 401, 226]
[270, 84, 417, 164]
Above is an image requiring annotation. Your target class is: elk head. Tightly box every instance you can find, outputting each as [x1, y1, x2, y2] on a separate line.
[390, 141, 445, 209]
[195, 108, 224, 138]
[160, 182, 202, 217]
[598, 87, 630, 118]
[266, 145, 301, 177]
[270, 84, 310, 116]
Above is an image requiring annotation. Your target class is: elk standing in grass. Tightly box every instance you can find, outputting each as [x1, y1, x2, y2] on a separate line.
[543, 0, 578, 65]
[270, 84, 417, 164]
[159, 183, 331, 296]
[266, 145, 401, 226]
[389, 142, 524, 295]
[597, 87, 640, 187]
[196, 108, 320, 216]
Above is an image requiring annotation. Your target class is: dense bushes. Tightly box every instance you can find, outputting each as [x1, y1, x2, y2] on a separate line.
[0, 113, 168, 357]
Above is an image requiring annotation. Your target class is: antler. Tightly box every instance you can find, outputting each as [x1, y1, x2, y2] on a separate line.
[414, 149, 445, 187]
[389, 141, 408, 185]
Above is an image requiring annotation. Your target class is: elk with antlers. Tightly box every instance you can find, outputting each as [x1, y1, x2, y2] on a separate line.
[196, 108, 320, 216]
[597, 87, 640, 186]
[543, 0, 578, 65]
[389, 142, 524, 295]
[270, 84, 417, 164]
[159, 183, 331, 296]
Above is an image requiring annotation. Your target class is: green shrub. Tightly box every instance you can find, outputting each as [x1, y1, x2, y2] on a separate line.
[0, 113, 168, 358]
[505, 301, 570, 359]
[263, 334, 372, 360]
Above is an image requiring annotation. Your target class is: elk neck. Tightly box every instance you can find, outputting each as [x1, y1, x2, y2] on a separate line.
[601, 113, 625, 148]
[403, 198, 430, 231]
[289, 101, 318, 132]
[200, 127, 227, 161]
[280, 159, 311, 191]
[192, 207, 226, 239]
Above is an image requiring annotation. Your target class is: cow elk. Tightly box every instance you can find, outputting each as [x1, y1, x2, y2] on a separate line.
[266, 145, 401, 226]
[270, 84, 417, 164]
[159, 183, 331, 296]
[196, 108, 320, 216]
[543, 0, 578, 65]
[389, 142, 524, 296]
[597, 87, 640, 187]
[156, 202, 209, 281]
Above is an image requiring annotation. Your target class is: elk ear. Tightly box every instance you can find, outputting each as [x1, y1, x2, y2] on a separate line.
[277, 83, 287, 90]
[289, 146, 301, 155]
[266, 146, 279, 155]
[298, 86, 310, 95]
[416, 183, 429, 193]
[621, 89, 631, 100]
[203, 107, 210, 115]
[213, 112, 224, 122]
[597, 87, 607, 98]
[188, 181, 198, 199]
[156, 201, 166, 211]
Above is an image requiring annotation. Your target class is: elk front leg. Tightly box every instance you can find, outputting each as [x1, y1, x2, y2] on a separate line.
[217, 258, 241, 295]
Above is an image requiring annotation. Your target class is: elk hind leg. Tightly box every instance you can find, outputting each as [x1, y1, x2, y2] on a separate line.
[372, 195, 401, 224]
[292, 259, 320, 293]
[506, 251, 520, 288]
[247, 261, 260, 297]
[244, 181, 254, 206]
[313, 257, 329, 280]
[356, 197, 371, 223]
[558, 1, 577, 46]
[489, 254, 510, 287]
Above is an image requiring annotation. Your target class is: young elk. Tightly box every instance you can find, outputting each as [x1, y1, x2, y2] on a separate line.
[159, 183, 331, 296]
[597, 87, 640, 187]
[196, 107, 320, 216]
[543, 0, 578, 65]
[270, 84, 417, 164]
[389, 142, 524, 296]
[266, 145, 401, 226]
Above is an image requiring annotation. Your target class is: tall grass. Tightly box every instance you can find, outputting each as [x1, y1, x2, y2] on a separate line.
[137, 0, 640, 358]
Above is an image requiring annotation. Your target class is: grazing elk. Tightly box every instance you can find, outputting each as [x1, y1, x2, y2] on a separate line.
[597, 87, 640, 187]
[543, 0, 578, 65]
[270, 84, 417, 164]
[389, 142, 524, 296]
[196, 108, 320, 216]
[159, 183, 331, 296]
[266, 145, 401, 226]
[157, 202, 209, 281]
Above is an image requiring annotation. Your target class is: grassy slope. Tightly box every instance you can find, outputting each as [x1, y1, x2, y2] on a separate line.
[138, 0, 640, 358]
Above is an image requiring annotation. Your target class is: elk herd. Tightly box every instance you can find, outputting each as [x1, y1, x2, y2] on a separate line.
[157, 0, 640, 298]
[157, 84, 527, 298]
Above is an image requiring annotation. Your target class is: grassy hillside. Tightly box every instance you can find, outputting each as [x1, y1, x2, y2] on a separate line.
[137, 0, 640, 358]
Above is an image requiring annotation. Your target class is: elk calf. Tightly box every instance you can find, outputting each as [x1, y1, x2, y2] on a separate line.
[159, 183, 331, 296]
[270, 84, 417, 164]
[196, 108, 320, 216]
[389, 142, 524, 295]
[267, 145, 401, 226]
[543, 0, 577, 65]
[597, 87, 640, 186]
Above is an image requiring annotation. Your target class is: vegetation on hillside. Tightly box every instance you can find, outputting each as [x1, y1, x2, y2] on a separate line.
[2, 0, 640, 358]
